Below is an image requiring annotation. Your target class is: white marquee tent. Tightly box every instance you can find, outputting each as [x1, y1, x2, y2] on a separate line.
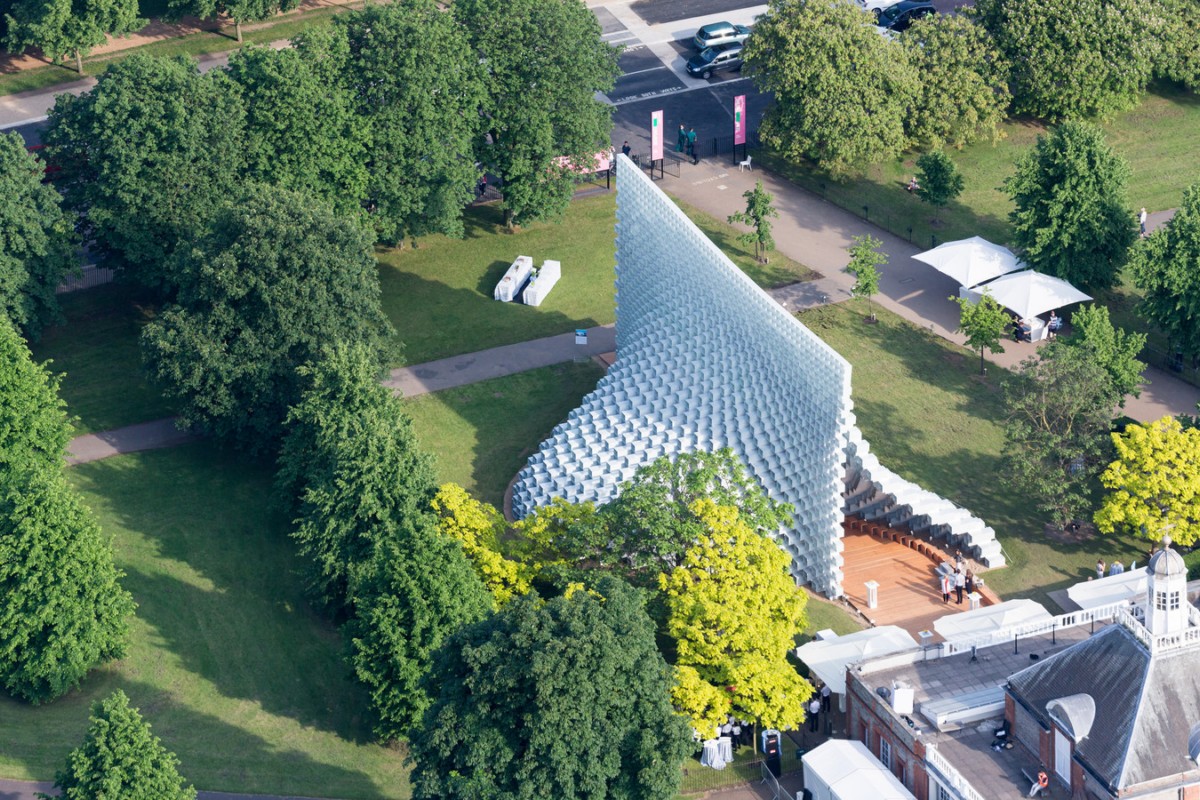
[980, 270, 1092, 319]
[913, 236, 1024, 288]
[1066, 567, 1148, 611]
[933, 599, 1053, 643]
[802, 740, 916, 800]
[796, 626, 918, 695]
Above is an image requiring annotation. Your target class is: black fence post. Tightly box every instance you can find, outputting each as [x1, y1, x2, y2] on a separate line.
[907, 226, 913, 242]
[862, 205, 869, 221]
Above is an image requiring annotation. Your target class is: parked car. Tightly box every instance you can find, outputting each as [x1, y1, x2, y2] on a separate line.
[874, 0, 935, 31]
[854, 0, 898, 16]
[692, 21, 751, 51]
[686, 44, 744, 79]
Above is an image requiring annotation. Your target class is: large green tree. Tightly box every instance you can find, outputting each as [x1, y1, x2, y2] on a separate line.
[277, 343, 437, 611]
[142, 185, 392, 449]
[745, 0, 917, 176]
[224, 45, 368, 220]
[1059, 304, 1145, 405]
[166, 0, 298, 42]
[4, 0, 141, 73]
[410, 576, 692, 800]
[901, 15, 1010, 149]
[43, 690, 195, 799]
[457, 0, 620, 227]
[972, 0, 1162, 120]
[1004, 121, 1136, 291]
[1002, 345, 1119, 529]
[1129, 182, 1200, 359]
[44, 54, 245, 291]
[0, 315, 72, 475]
[0, 131, 76, 339]
[301, 2, 486, 243]
[1157, 0, 1200, 92]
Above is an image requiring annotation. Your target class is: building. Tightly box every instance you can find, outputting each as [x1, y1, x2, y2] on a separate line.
[846, 541, 1200, 800]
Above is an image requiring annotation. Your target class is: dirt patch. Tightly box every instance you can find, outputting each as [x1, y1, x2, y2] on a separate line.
[1043, 520, 1097, 545]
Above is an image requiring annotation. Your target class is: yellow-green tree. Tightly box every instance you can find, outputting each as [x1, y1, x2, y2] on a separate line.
[671, 665, 731, 740]
[430, 484, 531, 606]
[660, 500, 812, 732]
[1095, 416, 1200, 545]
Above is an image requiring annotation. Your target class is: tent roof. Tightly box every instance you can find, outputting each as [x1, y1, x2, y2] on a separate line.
[795, 626, 918, 694]
[980, 269, 1092, 319]
[802, 740, 916, 800]
[1066, 568, 1148, 610]
[913, 236, 1024, 288]
[933, 599, 1052, 641]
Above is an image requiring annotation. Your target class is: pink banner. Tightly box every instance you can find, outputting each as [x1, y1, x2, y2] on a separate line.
[734, 95, 746, 146]
[651, 110, 664, 161]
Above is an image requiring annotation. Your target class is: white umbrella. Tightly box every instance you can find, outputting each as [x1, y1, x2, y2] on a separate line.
[980, 270, 1092, 320]
[1067, 567, 1147, 611]
[795, 626, 918, 694]
[913, 236, 1024, 288]
[933, 598, 1052, 642]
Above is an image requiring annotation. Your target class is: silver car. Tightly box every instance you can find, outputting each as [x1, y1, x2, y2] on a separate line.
[692, 21, 752, 51]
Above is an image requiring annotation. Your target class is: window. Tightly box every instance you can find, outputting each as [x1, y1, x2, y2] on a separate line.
[935, 784, 953, 800]
[879, 738, 892, 770]
[1171, 591, 1182, 611]
[1157, 591, 1167, 611]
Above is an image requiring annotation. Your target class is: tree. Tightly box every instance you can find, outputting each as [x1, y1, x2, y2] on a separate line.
[0, 131, 76, 339]
[1095, 416, 1200, 546]
[727, 181, 779, 263]
[142, 185, 392, 449]
[745, 0, 918, 176]
[594, 448, 792, 573]
[915, 151, 964, 222]
[952, 293, 1009, 375]
[1059, 304, 1146, 406]
[900, 15, 1010, 149]
[1157, 0, 1200, 92]
[276, 343, 434, 611]
[1001, 346, 1119, 529]
[5, 0, 141, 74]
[346, 522, 492, 741]
[0, 318, 72, 476]
[660, 501, 812, 732]
[971, 0, 1161, 120]
[224, 45, 368, 220]
[409, 576, 692, 800]
[44, 54, 245, 290]
[431, 483, 532, 606]
[846, 234, 885, 321]
[43, 690, 195, 799]
[301, 2, 486, 243]
[1004, 121, 1136, 292]
[1129, 182, 1200, 359]
[457, 0, 620, 227]
[166, 0, 298, 42]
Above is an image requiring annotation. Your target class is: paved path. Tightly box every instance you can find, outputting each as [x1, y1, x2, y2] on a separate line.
[66, 417, 198, 465]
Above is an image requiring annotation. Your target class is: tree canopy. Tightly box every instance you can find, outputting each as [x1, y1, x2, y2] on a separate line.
[457, 0, 620, 226]
[1059, 304, 1145, 405]
[409, 576, 692, 800]
[952, 293, 1009, 375]
[44, 54, 245, 290]
[166, 0, 299, 41]
[0, 131, 76, 339]
[1129, 182, 1200, 358]
[1095, 416, 1200, 545]
[0, 318, 72, 475]
[431, 483, 532, 606]
[1004, 121, 1136, 292]
[915, 151, 964, 219]
[745, 0, 917, 176]
[847, 234, 885, 321]
[142, 185, 391, 448]
[44, 690, 195, 799]
[660, 501, 811, 732]
[728, 181, 778, 264]
[5, 0, 142, 73]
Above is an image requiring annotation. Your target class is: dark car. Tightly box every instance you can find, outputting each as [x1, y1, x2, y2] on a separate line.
[875, 0, 935, 31]
[692, 21, 751, 51]
[685, 44, 744, 80]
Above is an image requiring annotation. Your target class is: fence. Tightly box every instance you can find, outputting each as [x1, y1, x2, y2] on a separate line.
[56, 264, 115, 294]
[1140, 342, 1200, 392]
[708, 129, 761, 158]
[679, 734, 803, 796]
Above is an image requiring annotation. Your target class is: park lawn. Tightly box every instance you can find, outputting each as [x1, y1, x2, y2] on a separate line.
[799, 590, 865, 646]
[29, 284, 174, 436]
[405, 361, 605, 508]
[758, 86, 1200, 252]
[799, 299, 1146, 609]
[0, 443, 408, 799]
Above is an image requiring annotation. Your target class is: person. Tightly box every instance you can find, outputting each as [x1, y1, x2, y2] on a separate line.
[1111, 560, 1125, 575]
[1016, 320, 1032, 342]
[821, 682, 832, 712]
[687, 127, 698, 164]
[955, 551, 964, 570]
[1096, 559, 1106, 580]
[940, 572, 952, 604]
[808, 697, 821, 732]
[954, 568, 965, 604]
[621, 140, 631, 158]
[907, 176, 919, 193]
[731, 719, 742, 751]
[676, 124, 687, 153]
[965, 569, 975, 596]
[1048, 310, 1061, 336]
[1028, 768, 1049, 797]
[476, 174, 487, 198]
[1140, 207, 1148, 237]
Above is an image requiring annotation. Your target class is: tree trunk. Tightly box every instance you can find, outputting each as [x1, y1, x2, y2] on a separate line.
[235, 19, 243, 42]
[74, 49, 83, 74]
[503, 206, 515, 230]
[980, 348, 986, 375]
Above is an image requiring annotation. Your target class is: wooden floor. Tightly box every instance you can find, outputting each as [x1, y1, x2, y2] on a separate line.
[841, 531, 973, 639]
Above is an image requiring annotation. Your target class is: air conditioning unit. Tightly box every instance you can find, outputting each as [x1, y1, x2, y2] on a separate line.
[891, 681, 915, 715]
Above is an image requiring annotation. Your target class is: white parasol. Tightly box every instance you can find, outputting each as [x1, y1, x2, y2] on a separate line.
[980, 270, 1092, 320]
[913, 236, 1024, 288]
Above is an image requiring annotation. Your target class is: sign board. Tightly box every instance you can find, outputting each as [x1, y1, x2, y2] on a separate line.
[575, 328, 589, 345]
[650, 110, 663, 161]
[734, 95, 746, 146]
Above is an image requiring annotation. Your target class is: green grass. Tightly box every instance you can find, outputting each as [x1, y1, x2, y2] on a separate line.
[799, 299, 1145, 608]
[799, 590, 865, 646]
[0, 443, 409, 799]
[758, 85, 1200, 251]
[679, 738, 804, 796]
[29, 284, 173, 436]
[405, 361, 605, 508]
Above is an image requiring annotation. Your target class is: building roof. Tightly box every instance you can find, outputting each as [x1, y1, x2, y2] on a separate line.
[1150, 546, 1187, 579]
[1007, 623, 1200, 791]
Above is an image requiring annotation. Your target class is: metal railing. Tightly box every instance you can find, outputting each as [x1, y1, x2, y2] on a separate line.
[56, 264, 114, 294]
[940, 600, 1133, 657]
[708, 129, 761, 157]
[926, 743, 988, 800]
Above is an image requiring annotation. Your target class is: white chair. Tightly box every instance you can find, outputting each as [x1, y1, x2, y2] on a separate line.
[738, 155, 752, 172]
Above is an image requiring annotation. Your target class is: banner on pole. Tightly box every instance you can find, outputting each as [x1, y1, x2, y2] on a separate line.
[734, 95, 746, 146]
[651, 110, 664, 161]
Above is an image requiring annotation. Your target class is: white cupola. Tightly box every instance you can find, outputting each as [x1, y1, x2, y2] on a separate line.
[1146, 536, 1188, 636]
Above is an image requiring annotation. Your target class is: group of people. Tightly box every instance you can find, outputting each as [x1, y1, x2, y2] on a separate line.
[676, 124, 700, 165]
[806, 682, 833, 733]
[1096, 558, 1126, 578]
[939, 567, 975, 604]
[719, 716, 752, 751]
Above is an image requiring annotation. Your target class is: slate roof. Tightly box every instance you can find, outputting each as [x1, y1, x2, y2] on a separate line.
[1007, 623, 1200, 791]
